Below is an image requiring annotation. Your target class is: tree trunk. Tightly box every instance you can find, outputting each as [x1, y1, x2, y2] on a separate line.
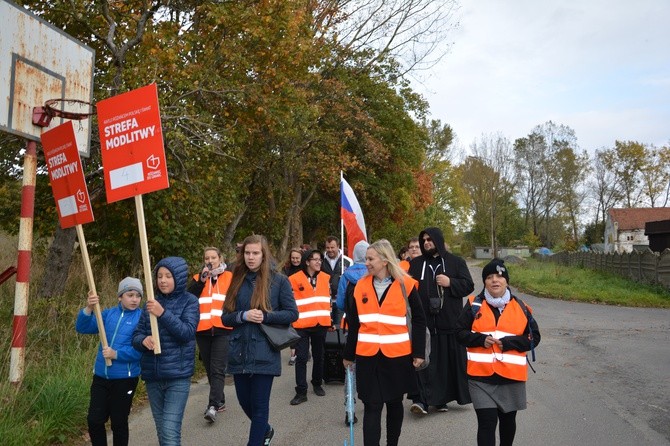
[38, 225, 77, 298]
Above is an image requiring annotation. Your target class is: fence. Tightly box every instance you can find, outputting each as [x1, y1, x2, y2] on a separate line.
[544, 248, 670, 290]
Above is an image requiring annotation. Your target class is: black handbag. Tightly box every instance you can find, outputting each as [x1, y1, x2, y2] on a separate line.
[259, 324, 301, 351]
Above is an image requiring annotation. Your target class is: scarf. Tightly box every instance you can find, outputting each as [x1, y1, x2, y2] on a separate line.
[484, 287, 511, 310]
[208, 264, 226, 280]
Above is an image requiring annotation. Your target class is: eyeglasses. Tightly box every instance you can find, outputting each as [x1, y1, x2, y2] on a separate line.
[309, 258, 323, 263]
[423, 237, 432, 242]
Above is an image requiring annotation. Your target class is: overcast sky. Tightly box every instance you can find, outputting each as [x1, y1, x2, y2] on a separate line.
[411, 0, 670, 154]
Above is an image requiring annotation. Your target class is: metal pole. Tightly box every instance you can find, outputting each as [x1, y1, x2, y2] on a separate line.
[10, 140, 37, 384]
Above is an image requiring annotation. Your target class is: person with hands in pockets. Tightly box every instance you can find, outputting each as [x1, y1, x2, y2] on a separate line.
[75, 276, 143, 446]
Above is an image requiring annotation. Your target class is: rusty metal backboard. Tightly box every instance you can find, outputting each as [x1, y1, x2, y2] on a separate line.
[0, 0, 94, 156]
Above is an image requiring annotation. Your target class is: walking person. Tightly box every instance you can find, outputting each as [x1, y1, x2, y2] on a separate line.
[457, 259, 540, 446]
[222, 235, 299, 446]
[132, 257, 199, 446]
[408, 227, 474, 414]
[287, 249, 331, 405]
[188, 247, 232, 422]
[343, 239, 427, 446]
[76, 277, 143, 446]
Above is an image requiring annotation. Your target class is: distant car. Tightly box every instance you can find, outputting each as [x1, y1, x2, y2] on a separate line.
[536, 247, 553, 256]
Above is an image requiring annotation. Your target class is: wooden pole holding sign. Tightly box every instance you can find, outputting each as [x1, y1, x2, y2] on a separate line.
[97, 84, 171, 355]
[135, 194, 161, 354]
[76, 224, 111, 366]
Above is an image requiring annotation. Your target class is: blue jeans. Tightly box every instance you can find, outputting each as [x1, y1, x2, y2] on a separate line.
[233, 374, 274, 446]
[145, 378, 191, 446]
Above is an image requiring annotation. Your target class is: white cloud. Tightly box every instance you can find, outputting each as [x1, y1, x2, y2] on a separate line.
[412, 0, 670, 151]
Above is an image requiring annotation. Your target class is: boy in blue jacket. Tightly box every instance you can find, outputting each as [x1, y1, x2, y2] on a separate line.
[76, 276, 143, 446]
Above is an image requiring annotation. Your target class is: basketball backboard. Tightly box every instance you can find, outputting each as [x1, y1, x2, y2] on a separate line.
[0, 0, 94, 156]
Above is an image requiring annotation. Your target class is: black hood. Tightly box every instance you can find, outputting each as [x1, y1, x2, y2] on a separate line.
[418, 227, 448, 259]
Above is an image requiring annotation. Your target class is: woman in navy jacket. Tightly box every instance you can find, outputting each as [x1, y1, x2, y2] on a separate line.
[132, 256, 199, 446]
[222, 235, 299, 446]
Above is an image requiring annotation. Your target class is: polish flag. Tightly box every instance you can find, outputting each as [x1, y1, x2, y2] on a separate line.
[341, 177, 367, 257]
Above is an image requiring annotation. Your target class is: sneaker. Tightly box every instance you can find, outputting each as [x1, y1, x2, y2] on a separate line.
[436, 404, 449, 412]
[290, 393, 308, 405]
[216, 403, 226, 412]
[204, 406, 217, 422]
[288, 355, 296, 366]
[263, 426, 275, 445]
[345, 413, 358, 426]
[313, 385, 326, 396]
[410, 402, 428, 415]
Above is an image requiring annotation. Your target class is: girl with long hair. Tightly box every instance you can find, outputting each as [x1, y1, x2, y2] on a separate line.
[222, 235, 299, 446]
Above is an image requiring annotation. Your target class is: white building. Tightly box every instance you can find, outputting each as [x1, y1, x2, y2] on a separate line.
[604, 208, 670, 253]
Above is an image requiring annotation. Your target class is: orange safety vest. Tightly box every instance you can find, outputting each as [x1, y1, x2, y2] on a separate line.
[399, 260, 410, 272]
[466, 295, 529, 381]
[196, 271, 233, 332]
[289, 270, 332, 329]
[353, 275, 415, 358]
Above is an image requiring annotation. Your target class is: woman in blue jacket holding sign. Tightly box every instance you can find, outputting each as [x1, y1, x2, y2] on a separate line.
[222, 234, 298, 446]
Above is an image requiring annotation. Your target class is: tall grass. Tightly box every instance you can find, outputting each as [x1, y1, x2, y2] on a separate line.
[0, 232, 135, 445]
[510, 258, 670, 308]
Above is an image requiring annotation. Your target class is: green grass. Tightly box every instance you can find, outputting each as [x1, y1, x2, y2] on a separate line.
[0, 233, 205, 445]
[508, 258, 670, 308]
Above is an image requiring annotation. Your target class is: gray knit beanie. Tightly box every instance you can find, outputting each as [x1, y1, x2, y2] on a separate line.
[117, 276, 143, 296]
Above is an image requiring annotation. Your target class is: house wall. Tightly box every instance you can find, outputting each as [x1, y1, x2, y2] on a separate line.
[614, 229, 648, 253]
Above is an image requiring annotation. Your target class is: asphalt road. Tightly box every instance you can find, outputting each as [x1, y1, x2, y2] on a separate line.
[110, 263, 670, 446]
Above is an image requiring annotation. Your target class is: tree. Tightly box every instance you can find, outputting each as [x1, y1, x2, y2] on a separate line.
[589, 149, 624, 226]
[554, 146, 590, 243]
[601, 140, 645, 208]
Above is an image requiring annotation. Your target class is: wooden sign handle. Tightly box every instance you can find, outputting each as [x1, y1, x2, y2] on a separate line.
[135, 194, 161, 354]
[76, 225, 111, 366]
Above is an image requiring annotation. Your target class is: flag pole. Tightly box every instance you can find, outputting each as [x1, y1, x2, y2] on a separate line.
[340, 170, 345, 274]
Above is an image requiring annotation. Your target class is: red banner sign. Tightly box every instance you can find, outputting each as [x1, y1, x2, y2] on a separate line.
[41, 121, 94, 228]
[97, 83, 169, 203]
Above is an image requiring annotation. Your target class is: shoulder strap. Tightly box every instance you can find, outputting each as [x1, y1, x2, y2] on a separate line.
[512, 296, 536, 363]
[471, 293, 484, 317]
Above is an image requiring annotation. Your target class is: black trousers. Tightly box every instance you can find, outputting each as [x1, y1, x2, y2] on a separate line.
[363, 398, 404, 446]
[196, 332, 229, 408]
[87, 374, 139, 446]
[475, 408, 517, 446]
[294, 327, 326, 394]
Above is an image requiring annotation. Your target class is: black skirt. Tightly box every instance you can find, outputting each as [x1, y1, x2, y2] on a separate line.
[355, 352, 417, 404]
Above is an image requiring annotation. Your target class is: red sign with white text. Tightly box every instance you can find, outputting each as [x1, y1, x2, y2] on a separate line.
[97, 83, 169, 203]
[41, 121, 94, 228]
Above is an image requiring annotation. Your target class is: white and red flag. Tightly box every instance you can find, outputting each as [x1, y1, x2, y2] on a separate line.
[340, 175, 367, 257]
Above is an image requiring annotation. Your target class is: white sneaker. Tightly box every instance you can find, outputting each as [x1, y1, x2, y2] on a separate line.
[204, 406, 217, 422]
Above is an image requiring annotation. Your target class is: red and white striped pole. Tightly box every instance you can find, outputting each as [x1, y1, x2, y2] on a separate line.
[10, 140, 37, 384]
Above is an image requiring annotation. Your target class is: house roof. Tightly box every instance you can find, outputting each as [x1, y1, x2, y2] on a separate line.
[609, 208, 670, 231]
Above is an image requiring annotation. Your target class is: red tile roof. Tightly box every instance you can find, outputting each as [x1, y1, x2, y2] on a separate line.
[608, 208, 670, 230]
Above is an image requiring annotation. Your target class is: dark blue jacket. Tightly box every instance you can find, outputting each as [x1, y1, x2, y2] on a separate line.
[222, 271, 298, 376]
[76, 303, 142, 379]
[132, 257, 199, 381]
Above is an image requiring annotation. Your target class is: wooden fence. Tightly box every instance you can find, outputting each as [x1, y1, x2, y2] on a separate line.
[544, 249, 670, 289]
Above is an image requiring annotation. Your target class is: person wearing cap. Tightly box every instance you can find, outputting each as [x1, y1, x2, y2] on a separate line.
[75, 276, 144, 446]
[457, 259, 541, 446]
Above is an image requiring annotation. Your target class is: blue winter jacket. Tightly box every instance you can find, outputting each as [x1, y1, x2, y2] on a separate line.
[222, 271, 298, 376]
[132, 257, 199, 381]
[336, 264, 367, 311]
[76, 303, 142, 379]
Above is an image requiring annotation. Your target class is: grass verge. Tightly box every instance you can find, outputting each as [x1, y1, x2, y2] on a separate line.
[509, 258, 670, 308]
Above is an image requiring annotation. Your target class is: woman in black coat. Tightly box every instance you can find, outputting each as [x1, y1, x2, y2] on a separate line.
[343, 239, 427, 446]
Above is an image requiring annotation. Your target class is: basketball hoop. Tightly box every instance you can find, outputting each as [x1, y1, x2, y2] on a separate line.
[32, 98, 96, 128]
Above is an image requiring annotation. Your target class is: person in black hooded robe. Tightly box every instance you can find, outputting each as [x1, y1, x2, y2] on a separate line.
[407, 227, 474, 414]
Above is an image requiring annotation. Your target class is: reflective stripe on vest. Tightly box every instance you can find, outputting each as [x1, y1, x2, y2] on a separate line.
[197, 271, 232, 332]
[289, 271, 332, 329]
[466, 295, 528, 381]
[353, 275, 415, 358]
